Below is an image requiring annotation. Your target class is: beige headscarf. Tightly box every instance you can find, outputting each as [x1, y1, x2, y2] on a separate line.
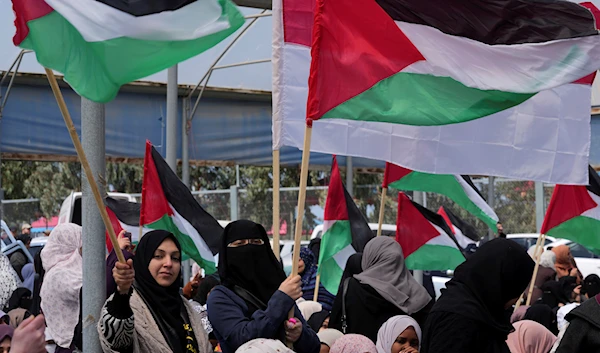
[298, 300, 323, 321]
[40, 223, 83, 348]
[354, 237, 431, 314]
[506, 320, 556, 353]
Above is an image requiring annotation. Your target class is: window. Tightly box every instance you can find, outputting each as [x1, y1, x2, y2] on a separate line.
[508, 237, 530, 250]
[568, 242, 596, 258]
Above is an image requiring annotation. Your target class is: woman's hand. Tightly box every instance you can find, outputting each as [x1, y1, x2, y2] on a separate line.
[279, 275, 302, 300]
[117, 230, 133, 252]
[10, 315, 46, 353]
[285, 319, 303, 343]
[400, 348, 419, 353]
[114, 259, 135, 295]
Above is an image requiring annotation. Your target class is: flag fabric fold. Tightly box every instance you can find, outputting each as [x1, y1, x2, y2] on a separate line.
[272, 0, 599, 184]
[541, 166, 600, 254]
[140, 141, 223, 274]
[396, 192, 465, 271]
[383, 163, 498, 231]
[437, 206, 479, 249]
[105, 197, 152, 252]
[12, 0, 244, 102]
[318, 156, 373, 295]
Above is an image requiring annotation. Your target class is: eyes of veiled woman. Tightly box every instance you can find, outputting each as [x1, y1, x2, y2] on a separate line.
[228, 239, 265, 247]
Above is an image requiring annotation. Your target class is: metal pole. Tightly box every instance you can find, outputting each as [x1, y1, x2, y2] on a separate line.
[535, 181, 544, 233]
[346, 157, 354, 197]
[166, 65, 178, 170]
[412, 191, 425, 285]
[181, 98, 190, 188]
[230, 185, 239, 221]
[81, 98, 106, 353]
[488, 176, 495, 239]
[236, 165, 240, 187]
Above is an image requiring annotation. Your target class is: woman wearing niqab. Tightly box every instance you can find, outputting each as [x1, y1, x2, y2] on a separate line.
[420, 238, 534, 353]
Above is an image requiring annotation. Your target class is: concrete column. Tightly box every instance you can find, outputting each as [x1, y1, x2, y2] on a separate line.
[166, 65, 178, 170]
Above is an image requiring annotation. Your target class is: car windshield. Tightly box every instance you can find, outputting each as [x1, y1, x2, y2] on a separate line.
[568, 242, 597, 258]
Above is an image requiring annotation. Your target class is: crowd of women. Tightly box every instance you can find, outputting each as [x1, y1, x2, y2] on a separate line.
[1, 220, 600, 353]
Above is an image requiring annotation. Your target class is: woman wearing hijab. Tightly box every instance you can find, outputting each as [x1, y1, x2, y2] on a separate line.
[330, 253, 362, 324]
[523, 304, 558, 335]
[194, 276, 220, 306]
[318, 329, 344, 353]
[551, 246, 574, 279]
[40, 223, 83, 353]
[298, 301, 322, 322]
[0, 324, 13, 353]
[510, 305, 529, 324]
[0, 254, 21, 310]
[330, 334, 377, 353]
[234, 338, 295, 353]
[582, 274, 600, 299]
[330, 237, 432, 342]
[376, 315, 421, 353]
[98, 230, 212, 353]
[555, 293, 600, 352]
[6, 308, 30, 329]
[308, 310, 330, 332]
[506, 320, 556, 353]
[421, 238, 535, 353]
[207, 220, 320, 353]
[20, 264, 34, 293]
[524, 251, 557, 304]
[299, 248, 335, 310]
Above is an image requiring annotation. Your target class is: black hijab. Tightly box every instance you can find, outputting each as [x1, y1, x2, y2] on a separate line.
[583, 274, 600, 298]
[540, 281, 569, 308]
[194, 275, 220, 306]
[133, 230, 189, 353]
[432, 238, 534, 337]
[336, 253, 363, 295]
[307, 310, 330, 332]
[218, 220, 286, 311]
[523, 304, 558, 335]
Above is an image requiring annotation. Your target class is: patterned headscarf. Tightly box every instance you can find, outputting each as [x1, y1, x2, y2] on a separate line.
[300, 247, 318, 287]
[331, 334, 377, 353]
[0, 254, 21, 309]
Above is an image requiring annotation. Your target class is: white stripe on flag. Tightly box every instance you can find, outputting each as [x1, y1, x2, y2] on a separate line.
[582, 192, 600, 221]
[427, 224, 461, 249]
[455, 176, 499, 222]
[170, 204, 215, 262]
[452, 226, 476, 249]
[46, 0, 231, 42]
[333, 243, 356, 270]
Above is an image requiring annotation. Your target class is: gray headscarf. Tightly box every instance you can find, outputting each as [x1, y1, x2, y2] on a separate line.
[354, 237, 431, 314]
[539, 250, 556, 271]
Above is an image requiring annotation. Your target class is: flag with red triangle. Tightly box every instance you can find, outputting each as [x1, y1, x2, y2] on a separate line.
[104, 196, 151, 252]
[140, 141, 223, 274]
[541, 166, 600, 254]
[318, 156, 373, 295]
[437, 206, 479, 249]
[397, 192, 465, 270]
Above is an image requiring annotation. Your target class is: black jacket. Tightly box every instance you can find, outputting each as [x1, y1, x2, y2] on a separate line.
[556, 296, 600, 353]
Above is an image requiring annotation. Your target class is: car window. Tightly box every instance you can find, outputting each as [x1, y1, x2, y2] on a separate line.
[543, 239, 554, 246]
[568, 242, 596, 258]
[29, 245, 43, 258]
[508, 238, 529, 250]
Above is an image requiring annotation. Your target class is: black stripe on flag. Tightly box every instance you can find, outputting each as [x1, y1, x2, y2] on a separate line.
[442, 206, 481, 242]
[95, 0, 196, 16]
[375, 0, 598, 45]
[151, 146, 223, 255]
[411, 200, 461, 249]
[343, 182, 374, 253]
[106, 197, 141, 226]
[587, 165, 600, 198]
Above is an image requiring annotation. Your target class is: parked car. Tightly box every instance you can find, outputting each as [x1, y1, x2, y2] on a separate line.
[544, 239, 600, 277]
[506, 233, 557, 250]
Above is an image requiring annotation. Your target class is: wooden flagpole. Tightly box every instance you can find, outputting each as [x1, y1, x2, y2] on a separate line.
[377, 187, 387, 236]
[314, 274, 321, 302]
[273, 149, 281, 260]
[525, 233, 546, 306]
[45, 68, 125, 263]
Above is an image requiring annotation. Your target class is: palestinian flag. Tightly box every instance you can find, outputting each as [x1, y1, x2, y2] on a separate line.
[12, 0, 244, 103]
[140, 141, 223, 274]
[397, 192, 465, 270]
[437, 206, 479, 249]
[383, 163, 498, 231]
[541, 166, 600, 255]
[104, 197, 152, 253]
[273, 0, 599, 184]
[318, 156, 373, 295]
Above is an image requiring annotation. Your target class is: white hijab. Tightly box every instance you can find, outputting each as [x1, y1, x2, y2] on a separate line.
[376, 315, 422, 353]
[235, 339, 295, 353]
[298, 300, 323, 321]
[40, 223, 82, 348]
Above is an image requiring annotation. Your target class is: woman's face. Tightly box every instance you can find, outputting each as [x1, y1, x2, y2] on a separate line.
[391, 326, 419, 353]
[319, 317, 330, 332]
[0, 337, 10, 353]
[149, 238, 181, 287]
[319, 343, 330, 353]
[298, 258, 305, 274]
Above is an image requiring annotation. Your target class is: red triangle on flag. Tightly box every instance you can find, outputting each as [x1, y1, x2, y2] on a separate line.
[541, 185, 597, 234]
[324, 156, 349, 221]
[140, 141, 173, 226]
[396, 192, 442, 258]
[437, 206, 456, 235]
[383, 162, 412, 188]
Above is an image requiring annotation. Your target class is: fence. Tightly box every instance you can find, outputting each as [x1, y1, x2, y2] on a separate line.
[1, 177, 554, 240]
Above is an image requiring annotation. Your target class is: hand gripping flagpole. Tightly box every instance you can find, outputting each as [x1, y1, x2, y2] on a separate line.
[45, 68, 125, 263]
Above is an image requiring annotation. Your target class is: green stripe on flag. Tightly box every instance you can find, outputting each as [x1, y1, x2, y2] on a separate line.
[321, 72, 534, 126]
[546, 215, 600, 255]
[405, 244, 464, 271]
[318, 220, 353, 295]
[20, 0, 244, 103]
[147, 214, 217, 274]
[390, 172, 498, 231]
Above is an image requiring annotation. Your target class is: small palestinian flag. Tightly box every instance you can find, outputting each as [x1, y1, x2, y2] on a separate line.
[396, 192, 465, 271]
[12, 0, 244, 103]
[541, 166, 600, 254]
[318, 156, 373, 295]
[437, 206, 479, 249]
[105, 197, 152, 253]
[140, 141, 223, 274]
[383, 163, 498, 231]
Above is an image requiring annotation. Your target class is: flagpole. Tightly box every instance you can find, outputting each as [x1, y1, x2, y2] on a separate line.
[377, 187, 387, 236]
[273, 149, 281, 260]
[313, 273, 320, 302]
[525, 233, 546, 306]
[44, 68, 125, 263]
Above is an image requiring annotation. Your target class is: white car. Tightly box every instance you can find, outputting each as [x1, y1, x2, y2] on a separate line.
[275, 240, 310, 275]
[506, 233, 557, 250]
[544, 239, 600, 277]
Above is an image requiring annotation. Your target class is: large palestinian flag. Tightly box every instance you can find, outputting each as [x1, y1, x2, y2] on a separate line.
[104, 197, 152, 253]
[140, 141, 223, 274]
[397, 192, 465, 270]
[437, 206, 479, 249]
[273, 0, 599, 184]
[541, 166, 600, 255]
[12, 0, 244, 103]
[383, 163, 498, 231]
[318, 156, 374, 295]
